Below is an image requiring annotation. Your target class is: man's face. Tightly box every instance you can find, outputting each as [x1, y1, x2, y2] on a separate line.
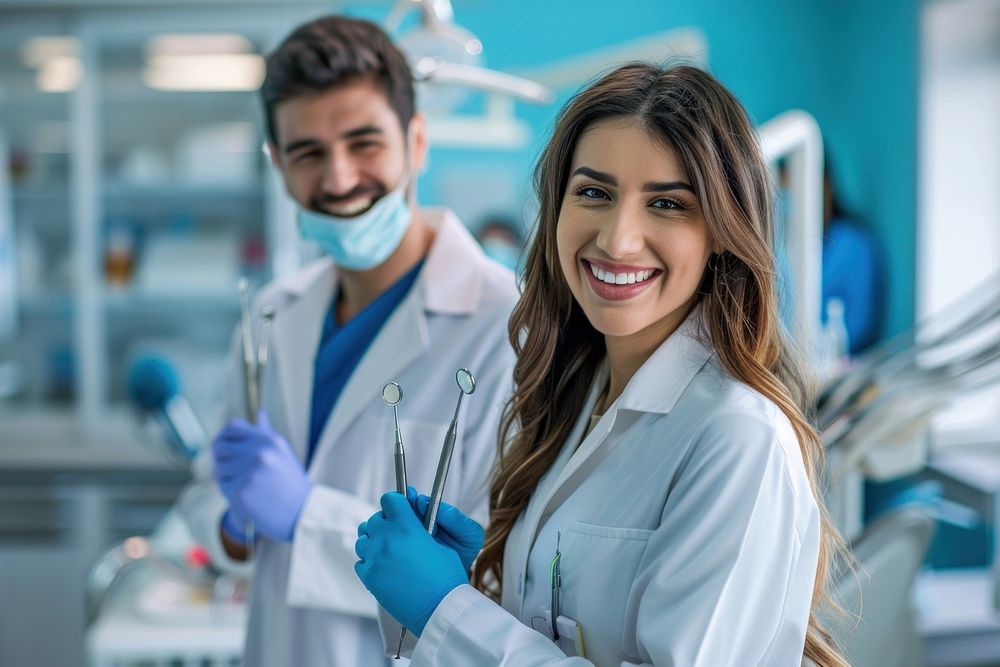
[269, 79, 425, 217]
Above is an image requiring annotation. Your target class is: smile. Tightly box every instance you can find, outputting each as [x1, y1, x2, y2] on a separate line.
[323, 196, 375, 218]
[582, 259, 662, 301]
[589, 263, 655, 285]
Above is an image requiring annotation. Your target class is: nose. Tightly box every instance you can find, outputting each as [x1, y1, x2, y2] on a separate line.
[596, 205, 645, 259]
[320, 149, 359, 198]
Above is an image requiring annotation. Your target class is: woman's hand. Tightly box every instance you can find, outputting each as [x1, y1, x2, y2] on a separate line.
[355, 491, 470, 636]
[413, 493, 485, 574]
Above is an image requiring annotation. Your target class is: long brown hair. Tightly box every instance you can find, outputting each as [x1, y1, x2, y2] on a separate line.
[471, 63, 849, 667]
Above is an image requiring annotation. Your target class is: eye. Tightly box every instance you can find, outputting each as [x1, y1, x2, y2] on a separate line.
[650, 197, 688, 211]
[573, 185, 610, 201]
[351, 140, 380, 152]
[291, 150, 321, 164]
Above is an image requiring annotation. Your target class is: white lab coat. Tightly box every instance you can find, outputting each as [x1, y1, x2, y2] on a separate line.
[177, 209, 517, 667]
[384, 308, 821, 666]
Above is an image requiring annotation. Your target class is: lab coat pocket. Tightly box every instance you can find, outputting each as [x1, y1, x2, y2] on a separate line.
[560, 521, 654, 666]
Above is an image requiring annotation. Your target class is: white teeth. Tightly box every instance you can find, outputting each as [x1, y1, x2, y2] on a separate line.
[588, 263, 656, 286]
[328, 198, 373, 216]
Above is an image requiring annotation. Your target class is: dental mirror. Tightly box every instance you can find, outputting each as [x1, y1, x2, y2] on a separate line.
[456, 368, 476, 395]
[382, 382, 402, 406]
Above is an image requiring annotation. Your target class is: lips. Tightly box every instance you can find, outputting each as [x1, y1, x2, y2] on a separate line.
[582, 259, 661, 301]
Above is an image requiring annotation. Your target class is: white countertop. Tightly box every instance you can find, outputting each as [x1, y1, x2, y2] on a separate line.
[0, 407, 181, 472]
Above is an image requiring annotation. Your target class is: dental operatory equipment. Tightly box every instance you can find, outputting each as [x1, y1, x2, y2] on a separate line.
[817, 271, 1000, 481]
[127, 355, 208, 462]
[238, 278, 258, 422]
[237, 278, 275, 424]
[382, 382, 408, 495]
[257, 305, 275, 402]
[385, 0, 554, 106]
[395, 368, 476, 657]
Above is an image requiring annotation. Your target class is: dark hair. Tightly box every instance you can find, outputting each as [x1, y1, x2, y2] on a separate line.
[260, 15, 415, 145]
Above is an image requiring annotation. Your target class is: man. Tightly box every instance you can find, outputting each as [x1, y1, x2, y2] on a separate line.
[178, 15, 517, 666]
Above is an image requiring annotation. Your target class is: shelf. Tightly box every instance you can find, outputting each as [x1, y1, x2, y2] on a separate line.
[20, 293, 74, 317]
[20, 292, 242, 318]
[14, 183, 265, 201]
[104, 291, 241, 317]
[103, 182, 265, 200]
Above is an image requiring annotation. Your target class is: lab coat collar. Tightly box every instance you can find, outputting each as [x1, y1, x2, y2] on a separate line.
[614, 304, 715, 417]
[417, 208, 487, 315]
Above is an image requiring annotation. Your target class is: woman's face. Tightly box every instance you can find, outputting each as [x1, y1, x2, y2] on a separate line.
[556, 118, 717, 344]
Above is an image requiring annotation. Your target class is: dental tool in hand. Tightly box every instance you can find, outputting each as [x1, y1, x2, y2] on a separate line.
[395, 368, 476, 658]
[236, 280, 276, 561]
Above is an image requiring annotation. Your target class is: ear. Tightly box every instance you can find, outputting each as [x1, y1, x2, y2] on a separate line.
[266, 142, 283, 170]
[407, 112, 429, 173]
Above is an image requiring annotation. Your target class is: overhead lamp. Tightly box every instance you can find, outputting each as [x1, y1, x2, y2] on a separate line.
[37, 55, 82, 93]
[146, 33, 254, 58]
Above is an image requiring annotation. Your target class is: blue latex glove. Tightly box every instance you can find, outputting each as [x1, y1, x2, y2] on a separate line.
[355, 492, 469, 636]
[212, 412, 311, 542]
[413, 493, 484, 574]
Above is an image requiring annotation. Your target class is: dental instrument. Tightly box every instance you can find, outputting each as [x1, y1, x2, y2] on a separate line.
[395, 368, 476, 657]
[382, 382, 408, 495]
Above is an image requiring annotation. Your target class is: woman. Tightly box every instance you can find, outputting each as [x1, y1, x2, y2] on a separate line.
[354, 63, 848, 666]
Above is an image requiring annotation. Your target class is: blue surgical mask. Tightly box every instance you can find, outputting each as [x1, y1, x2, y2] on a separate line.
[481, 238, 521, 273]
[297, 183, 412, 271]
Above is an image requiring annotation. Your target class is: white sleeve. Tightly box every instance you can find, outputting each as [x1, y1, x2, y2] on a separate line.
[285, 483, 379, 616]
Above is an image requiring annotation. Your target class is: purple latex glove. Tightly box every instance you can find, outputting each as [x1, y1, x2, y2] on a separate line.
[212, 412, 311, 542]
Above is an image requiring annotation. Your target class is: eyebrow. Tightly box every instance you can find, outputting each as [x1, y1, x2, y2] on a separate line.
[571, 166, 695, 194]
[282, 124, 384, 155]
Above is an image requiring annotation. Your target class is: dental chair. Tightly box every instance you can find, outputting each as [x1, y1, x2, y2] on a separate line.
[825, 506, 935, 667]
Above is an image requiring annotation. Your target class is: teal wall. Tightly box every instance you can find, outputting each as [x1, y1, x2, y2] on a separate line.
[349, 0, 921, 339]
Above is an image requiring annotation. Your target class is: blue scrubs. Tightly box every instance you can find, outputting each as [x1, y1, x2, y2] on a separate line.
[822, 218, 883, 353]
[306, 261, 424, 466]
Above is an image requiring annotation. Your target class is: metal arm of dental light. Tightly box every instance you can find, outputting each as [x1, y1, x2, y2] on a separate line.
[411, 57, 555, 105]
[385, 0, 454, 31]
[759, 110, 825, 356]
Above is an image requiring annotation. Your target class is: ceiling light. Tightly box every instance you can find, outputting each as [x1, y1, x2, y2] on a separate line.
[146, 33, 253, 58]
[37, 56, 82, 93]
[143, 53, 264, 92]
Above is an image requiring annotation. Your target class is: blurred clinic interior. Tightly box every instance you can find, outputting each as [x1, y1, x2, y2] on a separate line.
[1, 0, 1000, 666]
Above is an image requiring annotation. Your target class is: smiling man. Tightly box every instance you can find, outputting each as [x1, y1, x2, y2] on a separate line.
[177, 15, 517, 667]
